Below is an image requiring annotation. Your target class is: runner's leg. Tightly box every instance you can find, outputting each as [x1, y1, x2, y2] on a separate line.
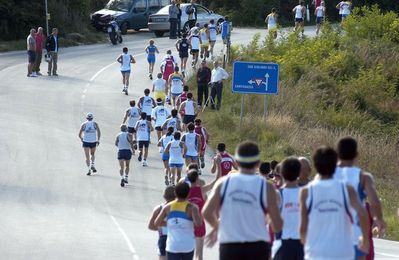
[176, 167, 182, 182]
[195, 237, 204, 260]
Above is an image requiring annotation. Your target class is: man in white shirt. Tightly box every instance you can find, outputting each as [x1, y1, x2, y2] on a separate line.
[210, 61, 229, 110]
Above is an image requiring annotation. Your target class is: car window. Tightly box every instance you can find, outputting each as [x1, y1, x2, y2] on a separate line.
[160, 0, 170, 7]
[157, 5, 169, 14]
[196, 5, 209, 15]
[149, 0, 159, 11]
[134, 0, 147, 13]
[106, 0, 134, 12]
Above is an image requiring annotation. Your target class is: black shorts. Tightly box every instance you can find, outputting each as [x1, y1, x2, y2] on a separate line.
[118, 149, 132, 160]
[127, 127, 136, 134]
[158, 235, 167, 256]
[191, 49, 199, 54]
[273, 239, 304, 260]
[179, 52, 189, 58]
[82, 142, 97, 148]
[155, 126, 163, 132]
[183, 115, 196, 124]
[138, 141, 149, 148]
[220, 241, 270, 260]
[28, 50, 36, 63]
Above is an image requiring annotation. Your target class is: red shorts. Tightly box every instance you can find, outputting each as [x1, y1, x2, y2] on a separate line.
[194, 223, 206, 237]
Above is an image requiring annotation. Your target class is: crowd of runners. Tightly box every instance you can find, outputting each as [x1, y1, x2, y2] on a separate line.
[74, 9, 389, 260]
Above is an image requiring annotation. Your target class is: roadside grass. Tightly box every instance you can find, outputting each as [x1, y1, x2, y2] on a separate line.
[0, 31, 107, 52]
[188, 6, 399, 240]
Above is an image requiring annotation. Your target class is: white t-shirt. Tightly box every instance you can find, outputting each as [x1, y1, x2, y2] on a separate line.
[294, 5, 304, 19]
[151, 105, 170, 127]
[153, 78, 166, 92]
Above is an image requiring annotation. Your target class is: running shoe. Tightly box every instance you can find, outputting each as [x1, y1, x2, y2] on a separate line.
[91, 165, 97, 173]
[149, 74, 153, 80]
[133, 140, 138, 150]
[124, 177, 128, 184]
[142, 160, 148, 167]
[86, 170, 91, 176]
[182, 71, 185, 78]
[120, 179, 125, 187]
[122, 88, 126, 93]
[200, 158, 205, 169]
[200, 54, 203, 59]
[138, 152, 142, 162]
[125, 89, 128, 95]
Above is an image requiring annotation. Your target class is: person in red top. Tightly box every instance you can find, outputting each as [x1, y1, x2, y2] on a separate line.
[33, 27, 45, 75]
[211, 143, 237, 177]
[194, 119, 209, 169]
[187, 169, 219, 260]
[160, 50, 175, 81]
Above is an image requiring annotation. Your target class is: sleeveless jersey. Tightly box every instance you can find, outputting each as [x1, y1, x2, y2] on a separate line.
[153, 78, 166, 92]
[140, 96, 154, 116]
[147, 45, 156, 57]
[188, 185, 206, 237]
[208, 24, 217, 41]
[316, 6, 325, 17]
[117, 132, 131, 151]
[170, 73, 183, 94]
[152, 105, 170, 127]
[183, 100, 195, 116]
[334, 166, 366, 245]
[268, 14, 277, 29]
[194, 126, 206, 151]
[163, 57, 175, 80]
[135, 119, 149, 141]
[120, 53, 131, 71]
[127, 107, 140, 128]
[341, 2, 351, 15]
[279, 187, 301, 240]
[219, 173, 269, 243]
[183, 132, 198, 157]
[179, 39, 189, 54]
[179, 92, 187, 103]
[218, 152, 234, 176]
[160, 134, 174, 154]
[191, 35, 200, 50]
[168, 140, 184, 165]
[83, 121, 97, 143]
[295, 5, 304, 19]
[200, 28, 209, 43]
[166, 200, 195, 253]
[305, 179, 354, 260]
[166, 117, 179, 132]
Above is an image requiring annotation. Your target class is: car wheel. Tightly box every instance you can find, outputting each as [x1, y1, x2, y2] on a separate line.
[154, 31, 165, 37]
[120, 22, 128, 35]
[183, 22, 190, 33]
[216, 19, 224, 34]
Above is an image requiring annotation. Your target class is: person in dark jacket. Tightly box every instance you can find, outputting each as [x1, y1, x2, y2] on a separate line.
[45, 28, 59, 76]
[196, 61, 211, 106]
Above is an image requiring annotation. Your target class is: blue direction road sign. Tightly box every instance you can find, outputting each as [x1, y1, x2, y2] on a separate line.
[232, 61, 279, 95]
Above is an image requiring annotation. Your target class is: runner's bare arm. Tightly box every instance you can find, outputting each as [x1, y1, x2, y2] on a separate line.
[299, 187, 309, 244]
[154, 205, 169, 228]
[176, 119, 182, 132]
[122, 109, 129, 124]
[117, 55, 122, 63]
[78, 124, 84, 141]
[147, 121, 154, 132]
[178, 102, 184, 114]
[95, 123, 101, 143]
[164, 143, 171, 155]
[156, 46, 159, 54]
[361, 172, 386, 237]
[347, 185, 370, 253]
[131, 55, 136, 64]
[190, 204, 203, 227]
[175, 40, 180, 52]
[202, 179, 223, 229]
[115, 136, 119, 147]
[210, 156, 217, 174]
[266, 182, 283, 233]
[148, 206, 162, 231]
[157, 138, 163, 147]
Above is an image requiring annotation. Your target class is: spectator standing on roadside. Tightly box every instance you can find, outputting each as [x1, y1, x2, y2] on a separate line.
[46, 28, 59, 76]
[176, 3, 182, 38]
[27, 28, 37, 77]
[210, 60, 228, 110]
[186, 0, 197, 30]
[33, 27, 44, 75]
[168, 1, 179, 39]
[196, 61, 211, 107]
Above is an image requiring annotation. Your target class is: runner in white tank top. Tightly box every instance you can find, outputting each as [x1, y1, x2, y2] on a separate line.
[272, 157, 304, 260]
[78, 113, 101, 176]
[189, 30, 200, 68]
[138, 89, 156, 121]
[165, 132, 186, 185]
[293, 2, 306, 34]
[115, 125, 134, 187]
[135, 112, 153, 166]
[335, 136, 386, 258]
[181, 126, 199, 166]
[151, 99, 170, 140]
[202, 142, 283, 260]
[299, 146, 370, 260]
[154, 182, 202, 259]
[117, 47, 136, 94]
[162, 109, 182, 134]
[208, 20, 217, 59]
[158, 127, 175, 186]
[178, 93, 197, 130]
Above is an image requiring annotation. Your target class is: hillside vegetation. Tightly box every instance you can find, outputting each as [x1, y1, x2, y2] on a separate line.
[195, 6, 399, 239]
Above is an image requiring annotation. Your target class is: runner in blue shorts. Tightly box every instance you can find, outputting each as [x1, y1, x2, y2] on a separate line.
[115, 124, 134, 187]
[164, 131, 186, 186]
[181, 123, 200, 166]
[145, 39, 159, 80]
[158, 127, 175, 185]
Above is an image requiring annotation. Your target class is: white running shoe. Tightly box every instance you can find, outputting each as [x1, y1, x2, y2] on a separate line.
[142, 160, 148, 167]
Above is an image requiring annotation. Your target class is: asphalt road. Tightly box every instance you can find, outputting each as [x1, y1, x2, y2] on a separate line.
[0, 27, 398, 260]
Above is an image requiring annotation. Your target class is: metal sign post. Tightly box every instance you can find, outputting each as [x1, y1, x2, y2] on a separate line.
[231, 61, 280, 128]
[45, 0, 49, 36]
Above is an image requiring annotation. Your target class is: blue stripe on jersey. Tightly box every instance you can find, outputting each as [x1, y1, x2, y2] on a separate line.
[357, 182, 366, 202]
[307, 186, 313, 215]
[279, 188, 284, 212]
[167, 211, 191, 221]
[341, 184, 354, 223]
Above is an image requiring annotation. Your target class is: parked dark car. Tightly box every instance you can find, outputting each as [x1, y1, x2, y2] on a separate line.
[91, 0, 170, 34]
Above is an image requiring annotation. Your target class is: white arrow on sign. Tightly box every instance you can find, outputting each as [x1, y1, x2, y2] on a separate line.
[265, 73, 269, 92]
[248, 79, 255, 84]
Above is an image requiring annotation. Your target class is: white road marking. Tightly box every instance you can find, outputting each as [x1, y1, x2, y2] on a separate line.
[110, 215, 140, 260]
[376, 252, 398, 258]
